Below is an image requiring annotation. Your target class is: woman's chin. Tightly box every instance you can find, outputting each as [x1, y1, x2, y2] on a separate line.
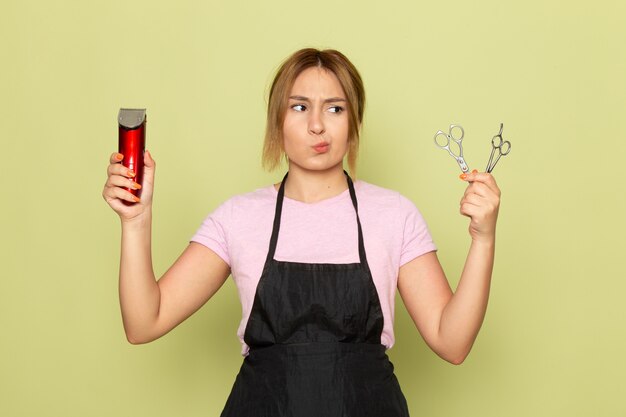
[288, 159, 345, 174]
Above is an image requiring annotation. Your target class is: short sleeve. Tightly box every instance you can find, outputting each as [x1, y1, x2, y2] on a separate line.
[399, 195, 437, 267]
[189, 199, 232, 266]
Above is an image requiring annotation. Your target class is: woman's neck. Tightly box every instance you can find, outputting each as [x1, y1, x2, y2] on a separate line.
[276, 164, 348, 204]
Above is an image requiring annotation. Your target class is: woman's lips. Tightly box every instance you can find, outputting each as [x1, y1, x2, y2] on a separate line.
[313, 142, 329, 153]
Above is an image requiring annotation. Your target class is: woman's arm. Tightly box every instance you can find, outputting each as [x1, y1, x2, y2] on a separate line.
[398, 171, 500, 364]
[103, 150, 230, 345]
[119, 216, 230, 345]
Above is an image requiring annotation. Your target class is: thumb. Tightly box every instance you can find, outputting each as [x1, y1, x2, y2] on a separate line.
[144, 149, 155, 168]
[140, 150, 156, 198]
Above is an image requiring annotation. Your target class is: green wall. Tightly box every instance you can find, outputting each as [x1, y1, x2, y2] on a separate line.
[2, 0, 625, 416]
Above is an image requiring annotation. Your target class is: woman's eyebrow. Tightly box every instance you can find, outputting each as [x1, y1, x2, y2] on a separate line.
[289, 95, 347, 103]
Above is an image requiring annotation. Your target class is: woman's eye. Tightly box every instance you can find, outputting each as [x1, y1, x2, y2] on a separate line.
[328, 106, 344, 113]
[291, 104, 306, 112]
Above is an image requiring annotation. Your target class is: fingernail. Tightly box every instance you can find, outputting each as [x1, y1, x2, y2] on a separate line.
[115, 153, 123, 160]
[128, 170, 135, 177]
[472, 169, 478, 174]
[459, 173, 468, 180]
[133, 195, 140, 202]
[132, 182, 142, 189]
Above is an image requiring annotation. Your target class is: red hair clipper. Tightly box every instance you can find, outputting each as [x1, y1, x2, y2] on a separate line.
[118, 108, 146, 205]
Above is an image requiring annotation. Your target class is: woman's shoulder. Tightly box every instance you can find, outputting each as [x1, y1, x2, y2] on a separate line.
[354, 179, 416, 212]
[215, 184, 277, 214]
[232, 184, 276, 203]
[355, 179, 399, 197]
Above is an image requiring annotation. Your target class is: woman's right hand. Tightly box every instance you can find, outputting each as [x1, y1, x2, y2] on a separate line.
[102, 150, 156, 223]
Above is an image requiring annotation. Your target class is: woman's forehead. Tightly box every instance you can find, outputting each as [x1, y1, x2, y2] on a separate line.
[290, 67, 345, 98]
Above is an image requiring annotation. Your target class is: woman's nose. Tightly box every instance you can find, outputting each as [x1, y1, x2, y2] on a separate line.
[308, 109, 325, 135]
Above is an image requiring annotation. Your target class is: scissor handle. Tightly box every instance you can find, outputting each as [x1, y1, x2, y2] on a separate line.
[498, 140, 511, 155]
[491, 123, 510, 155]
[448, 124, 464, 142]
[491, 134, 503, 148]
[434, 130, 450, 148]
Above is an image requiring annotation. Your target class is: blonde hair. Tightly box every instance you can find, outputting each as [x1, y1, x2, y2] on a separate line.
[262, 48, 365, 176]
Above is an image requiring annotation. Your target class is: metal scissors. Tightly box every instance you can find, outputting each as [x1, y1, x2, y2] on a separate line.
[486, 123, 511, 173]
[434, 124, 470, 173]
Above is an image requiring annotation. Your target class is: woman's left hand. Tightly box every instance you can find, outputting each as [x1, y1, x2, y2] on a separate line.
[459, 169, 501, 242]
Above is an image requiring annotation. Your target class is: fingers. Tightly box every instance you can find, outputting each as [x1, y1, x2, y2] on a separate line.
[103, 173, 141, 203]
[460, 201, 479, 218]
[457, 169, 501, 240]
[459, 169, 501, 196]
[107, 153, 137, 178]
[461, 182, 491, 200]
[108, 173, 142, 191]
[460, 201, 490, 220]
[110, 152, 124, 164]
[459, 181, 499, 208]
[104, 152, 142, 203]
[105, 182, 142, 203]
[458, 169, 501, 216]
[460, 191, 483, 207]
[459, 191, 488, 220]
[107, 152, 125, 178]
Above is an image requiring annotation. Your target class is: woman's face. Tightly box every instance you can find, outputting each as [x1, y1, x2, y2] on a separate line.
[282, 66, 349, 173]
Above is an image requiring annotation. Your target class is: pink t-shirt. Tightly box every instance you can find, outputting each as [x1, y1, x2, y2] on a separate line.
[190, 180, 437, 356]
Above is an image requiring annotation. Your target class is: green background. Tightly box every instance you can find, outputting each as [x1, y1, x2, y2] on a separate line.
[2, 0, 625, 416]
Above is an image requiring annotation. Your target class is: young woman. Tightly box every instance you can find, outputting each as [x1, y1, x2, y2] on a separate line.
[102, 48, 501, 417]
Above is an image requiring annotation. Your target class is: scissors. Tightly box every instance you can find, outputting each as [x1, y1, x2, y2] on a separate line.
[434, 124, 470, 173]
[485, 123, 511, 173]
